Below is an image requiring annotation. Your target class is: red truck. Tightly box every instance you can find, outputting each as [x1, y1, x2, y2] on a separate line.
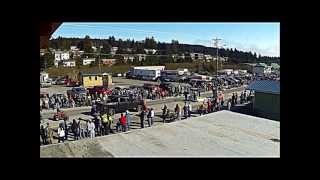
[88, 86, 112, 95]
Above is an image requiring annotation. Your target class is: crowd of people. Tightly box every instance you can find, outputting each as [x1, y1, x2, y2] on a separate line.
[40, 110, 133, 145]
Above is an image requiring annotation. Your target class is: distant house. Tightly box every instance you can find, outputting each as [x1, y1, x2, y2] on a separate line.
[144, 49, 157, 54]
[62, 60, 76, 67]
[271, 63, 280, 72]
[136, 54, 147, 61]
[101, 59, 116, 66]
[218, 69, 233, 75]
[54, 51, 70, 61]
[110, 47, 118, 55]
[40, 49, 46, 56]
[54, 51, 70, 67]
[204, 54, 213, 61]
[179, 54, 185, 59]
[190, 53, 204, 61]
[82, 58, 96, 65]
[70, 46, 79, 51]
[40, 72, 49, 83]
[253, 63, 272, 76]
[247, 80, 280, 121]
[123, 55, 135, 63]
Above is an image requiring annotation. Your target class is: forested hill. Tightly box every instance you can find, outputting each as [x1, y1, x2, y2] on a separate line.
[49, 36, 280, 64]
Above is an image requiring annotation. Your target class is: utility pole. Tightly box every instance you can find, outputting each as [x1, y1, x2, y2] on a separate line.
[98, 47, 101, 74]
[213, 37, 221, 98]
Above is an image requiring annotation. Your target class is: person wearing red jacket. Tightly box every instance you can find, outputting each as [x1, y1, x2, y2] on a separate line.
[120, 113, 127, 132]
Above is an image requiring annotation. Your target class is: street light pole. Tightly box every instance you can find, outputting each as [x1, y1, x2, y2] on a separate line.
[213, 37, 221, 98]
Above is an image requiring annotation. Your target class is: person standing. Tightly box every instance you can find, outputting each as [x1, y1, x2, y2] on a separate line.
[125, 110, 131, 131]
[235, 93, 238, 104]
[140, 110, 145, 128]
[243, 91, 247, 103]
[231, 93, 235, 106]
[79, 119, 86, 139]
[150, 108, 155, 125]
[162, 104, 168, 121]
[40, 125, 46, 145]
[95, 116, 102, 136]
[227, 99, 232, 111]
[147, 109, 152, 127]
[101, 114, 108, 135]
[57, 125, 65, 143]
[188, 103, 192, 118]
[175, 104, 181, 121]
[198, 89, 201, 98]
[47, 123, 54, 144]
[183, 102, 188, 119]
[63, 117, 69, 141]
[193, 91, 197, 101]
[71, 119, 79, 140]
[109, 113, 115, 134]
[207, 100, 211, 113]
[184, 91, 188, 101]
[88, 120, 95, 139]
[120, 113, 127, 132]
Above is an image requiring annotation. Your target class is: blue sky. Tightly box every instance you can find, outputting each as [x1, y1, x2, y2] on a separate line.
[52, 22, 280, 57]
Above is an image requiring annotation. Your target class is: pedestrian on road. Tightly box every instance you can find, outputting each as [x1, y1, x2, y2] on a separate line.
[162, 104, 168, 121]
[140, 110, 145, 128]
[183, 102, 188, 119]
[232, 93, 235, 106]
[198, 90, 201, 98]
[94, 116, 102, 136]
[147, 109, 152, 127]
[57, 125, 65, 143]
[227, 99, 232, 111]
[63, 118, 69, 141]
[243, 91, 247, 103]
[235, 93, 238, 104]
[175, 104, 181, 121]
[105, 113, 113, 134]
[88, 120, 95, 139]
[120, 113, 127, 132]
[126, 110, 131, 130]
[40, 125, 46, 145]
[71, 119, 79, 140]
[47, 123, 53, 144]
[188, 103, 192, 118]
[150, 108, 155, 125]
[184, 91, 188, 101]
[101, 114, 108, 135]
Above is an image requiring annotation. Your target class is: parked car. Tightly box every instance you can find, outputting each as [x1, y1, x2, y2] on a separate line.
[67, 87, 87, 97]
[40, 81, 52, 88]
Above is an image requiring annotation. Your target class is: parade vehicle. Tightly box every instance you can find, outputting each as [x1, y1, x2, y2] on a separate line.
[96, 95, 145, 115]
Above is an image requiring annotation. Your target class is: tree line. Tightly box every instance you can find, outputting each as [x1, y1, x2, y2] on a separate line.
[48, 35, 280, 64]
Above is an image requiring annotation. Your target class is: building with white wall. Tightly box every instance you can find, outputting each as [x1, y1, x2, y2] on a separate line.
[82, 58, 96, 65]
[62, 60, 76, 67]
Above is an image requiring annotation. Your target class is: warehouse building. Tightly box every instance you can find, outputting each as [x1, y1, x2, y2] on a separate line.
[247, 80, 280, 121]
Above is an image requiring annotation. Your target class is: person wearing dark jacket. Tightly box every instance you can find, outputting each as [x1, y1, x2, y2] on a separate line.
[63, 118, 69, 140]
[140, 110, 145, 128]
[71, 119, 79, 140]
